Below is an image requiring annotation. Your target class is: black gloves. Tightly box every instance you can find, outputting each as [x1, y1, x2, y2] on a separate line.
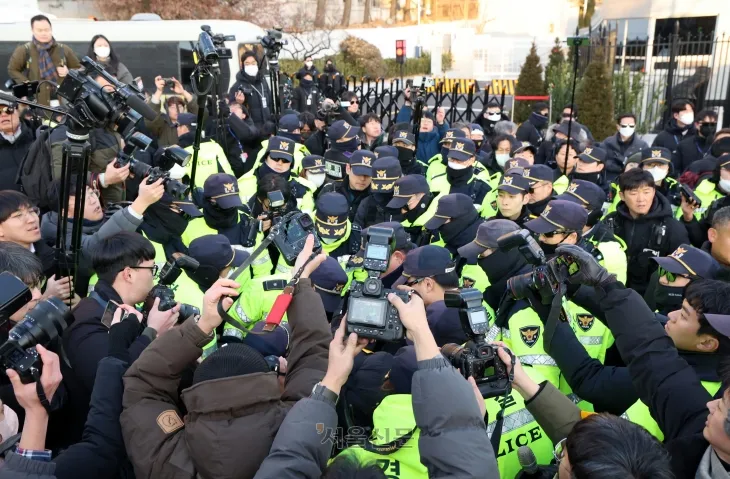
[556, 244, 617, 288]
[108, 315, 143, 364]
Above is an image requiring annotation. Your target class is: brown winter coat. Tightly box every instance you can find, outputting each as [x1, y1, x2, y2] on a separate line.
[121, 278, 330, 479]
[7, 41, 81, 106]
[145, 96, 205, 147]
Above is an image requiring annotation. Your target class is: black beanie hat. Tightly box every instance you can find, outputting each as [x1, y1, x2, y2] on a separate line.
[192, 343, 270, 385]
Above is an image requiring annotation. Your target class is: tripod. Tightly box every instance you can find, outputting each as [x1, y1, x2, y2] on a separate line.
[189, 60, 218, 191]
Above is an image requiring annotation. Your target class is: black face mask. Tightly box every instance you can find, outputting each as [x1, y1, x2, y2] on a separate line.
[203, 202, 238, 230]
[396, 146, 415, 167]
[141, 202, 189, 245]
[446, 165, 473, 186]
[279, 131, 302, 144]
[527, 195, 552, 216]
[571, 170, 602, 185]
[478, 248, 527, 309]
[404, 195, 430, 223]
[700, 124, 716, 138]
[440, 146, 450, 160]
[438, 210, 478, 245]
[530, 112, 549, 129]
[539, 234, 573, 257]
[300, 79, 313, 89]
[654, 284, 685, 314]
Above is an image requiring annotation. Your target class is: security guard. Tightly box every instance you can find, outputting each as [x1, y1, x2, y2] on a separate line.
[391, 129, 424, 175]
[524, 164, 556, 216]
[429, 138, 492, 206]
[353, 156, 403, 228]
[320, 150, 374, 221]
[481, 173, 533, 225]
[425, 128, 468, 184]
[314, 192, 361, 268]
[177, 113, 235, 187]
[387, 175, 440, 246]
[249, 114, 311, 174]
[238, 136, 315, 212]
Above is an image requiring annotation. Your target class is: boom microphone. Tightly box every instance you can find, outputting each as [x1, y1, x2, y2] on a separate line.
[517, 445, 539, 475]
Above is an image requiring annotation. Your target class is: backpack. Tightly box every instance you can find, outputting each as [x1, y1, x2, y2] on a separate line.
[16, 126, 55, 210]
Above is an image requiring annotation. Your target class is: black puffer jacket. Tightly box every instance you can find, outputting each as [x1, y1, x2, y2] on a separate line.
[0, 122, 34, 192]
[652, 118, 695, 152]
[228, 70, 273, 128]
[604, 193, 688, 295]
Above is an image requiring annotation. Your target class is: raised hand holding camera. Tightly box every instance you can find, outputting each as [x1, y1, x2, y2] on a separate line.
[554, 244, 616, 288]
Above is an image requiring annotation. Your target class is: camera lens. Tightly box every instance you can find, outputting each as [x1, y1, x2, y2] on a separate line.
[9, 297, 70, 349]
[165, 179, 190, 200]
[363, 278, 382, 296]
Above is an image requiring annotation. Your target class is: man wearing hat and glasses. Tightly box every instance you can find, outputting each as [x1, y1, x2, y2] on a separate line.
[524, 164, 556, 217]
[429, 138, 491, 206]
[353, 156, 403, 229]
[320, 150, 374, 222]
[389, 175, 441, 246]
[249, 114, 310, 174]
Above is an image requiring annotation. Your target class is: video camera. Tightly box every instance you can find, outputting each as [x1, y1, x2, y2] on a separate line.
[497, 229, 579, 303]
[143, 255, 201, 323]
[114, 132, 191, 200]
[195, 25, 235, 64]
[441, 288, 513, 399]
[259, 28, 287, 60]
[0, 272, 70, 384]
[408, 76, 432, 105]
[346, 227, 409, 341]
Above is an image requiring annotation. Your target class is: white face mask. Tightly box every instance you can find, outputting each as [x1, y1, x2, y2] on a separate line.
[307, 172, 326, 188]
[244, 65, 259, 77]
[619, 126, 635, 138]
[305, 61, 313, 68]
[647, 167, 668, 182]
[94, 46, 110, 59]
[678, 112, 694, 126]
[719, 179, 730, 194]
[495, 153, 510, 168]
[486, 112, 501, 122]
[448, 160, 469, 170]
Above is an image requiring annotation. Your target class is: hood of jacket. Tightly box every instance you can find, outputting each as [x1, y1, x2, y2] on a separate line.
[181, 371, 289, 479]
[616, 191, 673, 222]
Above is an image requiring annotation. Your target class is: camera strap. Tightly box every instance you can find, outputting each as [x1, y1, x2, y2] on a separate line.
[31, 368, 53, 414]
[263, 252, 318, 331]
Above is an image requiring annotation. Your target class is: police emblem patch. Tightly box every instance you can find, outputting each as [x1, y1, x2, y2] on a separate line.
[519, 326, 540, 347]
[577, 315, 594, 332]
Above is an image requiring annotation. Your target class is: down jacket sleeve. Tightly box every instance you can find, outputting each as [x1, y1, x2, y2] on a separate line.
[411, 355, 498, 479]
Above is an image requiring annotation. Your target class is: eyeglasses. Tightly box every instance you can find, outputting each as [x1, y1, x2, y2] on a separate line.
[9, 206, 40, 220]
[554, 438, 567, 463]
[270, 157, 291, 164]
[0, 107, 16, 115]
[405, 276, 431, 287]
[700, 122, 717, 127]
[542, 230, 572, 239]
[658, 266, 689, 283]
[350, 100, 359, 105]
[131, 264, 159, 277]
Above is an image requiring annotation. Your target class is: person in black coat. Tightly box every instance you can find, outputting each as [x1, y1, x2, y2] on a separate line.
[0, 102, 34, 192]
[228, 50, 273, 128]
[652, 99, 696, 152]
[353, 157, 403, 228]
[515, 102, 549, 147]
[320, 151, 373, 221]
[295, 55, 319, 80]
[61, 232, 180, 446]
[290, 71, 320, 115]
[555, 245, 730, 479]
[672, 109, 718, 174]
[602, 169, 689, 296]
[424, 193, 485, 255]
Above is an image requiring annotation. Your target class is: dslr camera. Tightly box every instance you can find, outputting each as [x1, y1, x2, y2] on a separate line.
[115, 132, 191, 200]
[0, 272, 70, 384]
[497, 229, 579, 303]
[270, 210, 322, 266]
[441, 288, 512, 398]
[346, 227, 409, 341]
[144, 255, 201, 322]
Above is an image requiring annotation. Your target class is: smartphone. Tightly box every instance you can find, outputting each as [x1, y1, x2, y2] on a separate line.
[134, 76, 144, 91]
[100, 300, 123, 329]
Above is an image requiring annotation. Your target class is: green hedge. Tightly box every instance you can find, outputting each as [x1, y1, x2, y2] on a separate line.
[280, 53, 431, 81]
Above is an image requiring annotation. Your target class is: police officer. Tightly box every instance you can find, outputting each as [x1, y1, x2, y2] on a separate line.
[429, 138, 491, 206]
[480, 158, 532, 217]
[353, 156, 403, 228]
[238, 136, 315, 212]
[639, 147, 680, 212]
[323, 120, 361, 182]
[424, 193, 484, 256]
[524, 164, 556, 216]
[391, 245, 467, 345]
[374, 145, 398, 159]
[315, 192, 361, 268]
[138, 192, 202, 261]
[176, 113, 235, 187]
[320, 150, 374, 222]
[298, 154, 327, 197]
[391, 129, 424, 175]
[250, 114, 310, 173]
[309, 256, 349, 322]
[481, 173, 533, 225]
[425, 128, 468, 184]
[572, 145, 612, 196]
[388, 175, 439, 246]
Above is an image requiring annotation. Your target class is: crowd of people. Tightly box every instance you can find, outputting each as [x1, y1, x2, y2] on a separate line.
[2, 13, 730, 479]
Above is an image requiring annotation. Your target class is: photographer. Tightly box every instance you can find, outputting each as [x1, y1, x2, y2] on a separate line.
[551, 244, 730, 477]
[229, 51, 272, 129]
[121, 236, 331, 479]
[41, 176, 164, 295]
[353, 156, 403, 229]
[320, 150, 373, 221]
[62, 231, 180, 445]
[147, 76, 205, 147]
[0, 99, 34, 193]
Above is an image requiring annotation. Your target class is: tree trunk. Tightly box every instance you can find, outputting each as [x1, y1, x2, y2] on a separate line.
[390, 0, 397, 20]
[342, 0, 352, 27]
[363, 0, 371, 24]
[314, 0, 327, 27]
[403, 0, 411, 22]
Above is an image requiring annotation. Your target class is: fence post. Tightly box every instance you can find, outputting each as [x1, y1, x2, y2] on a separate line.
[451, 83, 460, 124]
[663, 21, 681, 115]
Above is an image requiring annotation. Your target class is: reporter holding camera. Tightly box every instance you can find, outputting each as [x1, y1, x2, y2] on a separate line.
[61, 232, 180, 446]
[121, 235, 331, 479]
[229, 51, 272, 129]
[147, 76, 206, 147]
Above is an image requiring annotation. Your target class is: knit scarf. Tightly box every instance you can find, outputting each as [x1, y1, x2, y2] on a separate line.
[696, 446, 730, 479]
[32, 37, 58, 82]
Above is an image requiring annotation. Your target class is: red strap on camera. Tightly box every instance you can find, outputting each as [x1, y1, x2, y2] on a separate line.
[263, 252, 318, 331]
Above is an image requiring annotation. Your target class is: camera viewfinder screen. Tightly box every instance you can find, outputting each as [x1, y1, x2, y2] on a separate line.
[469, 309, 488, 326]
[350, 298, 388, 327]
[366, 244, 389, 261]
